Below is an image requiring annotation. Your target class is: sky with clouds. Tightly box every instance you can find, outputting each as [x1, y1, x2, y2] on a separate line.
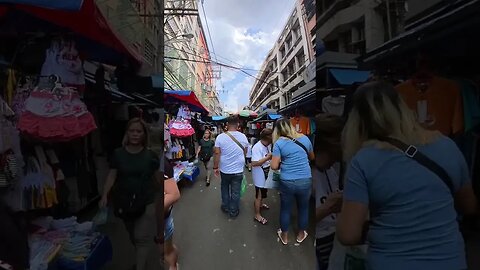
[199, 0, 296, 113]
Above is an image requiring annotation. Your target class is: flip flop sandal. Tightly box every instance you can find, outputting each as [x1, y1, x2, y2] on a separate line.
[277, 229, 288, 245]
[261, 204, 270, 210]
[296, 231, 308, 243]
[253, 216, 268, 225]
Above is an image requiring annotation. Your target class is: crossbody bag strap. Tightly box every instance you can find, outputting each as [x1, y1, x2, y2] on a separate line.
[284, 136, 309, 156]
[378, 137, 455, 196]
[225, 132, 246, 157]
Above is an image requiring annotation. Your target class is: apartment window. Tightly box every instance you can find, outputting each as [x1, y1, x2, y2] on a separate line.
[144, 39, 155, 65]
[282, 70, 288, 83]
[286, 36, 292, 52]
[280, 47, 286, 59]
[296, 53, 305, 68]
[294, 27, 302, 42]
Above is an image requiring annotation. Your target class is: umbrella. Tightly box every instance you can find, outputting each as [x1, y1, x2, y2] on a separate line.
[238, 110, 258, 118]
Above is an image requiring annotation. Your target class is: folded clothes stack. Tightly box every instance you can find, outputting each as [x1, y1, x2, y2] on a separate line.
[51, 216, 78, 231]
[28, 216, 103, 267]
[60, 232, 100, 261]
[29, 237, 61, 270]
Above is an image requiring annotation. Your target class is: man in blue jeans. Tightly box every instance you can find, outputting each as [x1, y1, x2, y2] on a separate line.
[213, 116, 249, 218]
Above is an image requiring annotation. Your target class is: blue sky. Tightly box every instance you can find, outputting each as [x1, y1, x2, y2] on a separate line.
[199, 0, 296, 113]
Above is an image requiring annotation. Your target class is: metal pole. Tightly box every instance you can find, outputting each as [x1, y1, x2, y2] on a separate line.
[386, 0, 392, 39]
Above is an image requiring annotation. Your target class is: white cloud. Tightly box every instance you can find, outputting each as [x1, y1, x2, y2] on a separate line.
[199, 0, 295, 110]
[223, 77, 255, 112]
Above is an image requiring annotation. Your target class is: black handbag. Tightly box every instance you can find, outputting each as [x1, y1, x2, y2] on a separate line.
[113, 187, 147, 220]
[199, 151, 212, 162]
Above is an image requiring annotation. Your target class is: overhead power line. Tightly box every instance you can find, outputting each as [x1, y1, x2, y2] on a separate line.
[164, 44, 281, 74]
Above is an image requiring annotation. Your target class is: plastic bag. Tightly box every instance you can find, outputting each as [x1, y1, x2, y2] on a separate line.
[264, 170, 280, 189]
[240, 175, 247, 197]
[93, 207, 108, 226]
[327, 235, 367, 270]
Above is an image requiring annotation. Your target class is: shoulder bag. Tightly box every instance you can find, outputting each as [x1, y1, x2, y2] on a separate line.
[284, 136, 312, 164]
[225, 132, 246, 157]
[199, 140, 213, 162]
[225, 132, 248, 196]
[113, 171, 149, 220]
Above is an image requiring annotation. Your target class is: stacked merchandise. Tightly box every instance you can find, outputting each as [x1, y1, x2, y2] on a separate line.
[29, 216, 111, 270]
[172, 161, 200, 183]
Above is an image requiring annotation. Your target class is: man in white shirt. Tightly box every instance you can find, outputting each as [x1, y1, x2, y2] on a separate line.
[213, 116, 249, 218]
[251, 128, 273, 225]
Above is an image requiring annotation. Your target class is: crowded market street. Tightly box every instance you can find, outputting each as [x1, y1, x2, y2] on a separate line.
[172, 167, 316, 270]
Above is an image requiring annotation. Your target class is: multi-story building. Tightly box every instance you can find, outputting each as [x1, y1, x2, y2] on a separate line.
[194, 18, 222, 114]
[315, 0, 406, 91]
[316, 0, 406, 55]
[163, 0, 221, 114]
[97, 0, 162, 74]
[249, 0, 314, 111]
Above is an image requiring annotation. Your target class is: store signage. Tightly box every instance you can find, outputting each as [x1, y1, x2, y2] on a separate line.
[0, 0, 84, 11]
[303, 59, 316, 83]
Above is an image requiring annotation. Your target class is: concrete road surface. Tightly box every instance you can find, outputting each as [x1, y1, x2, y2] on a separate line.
[171, 167, 316, 270]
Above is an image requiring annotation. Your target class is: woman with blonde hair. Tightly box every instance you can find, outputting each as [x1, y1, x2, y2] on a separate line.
[99, 117, 162, 270]
[337, 81, 477, 270]
[271, 118, 315, 245]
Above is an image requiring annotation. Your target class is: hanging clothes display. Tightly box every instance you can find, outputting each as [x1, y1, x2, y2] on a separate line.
[396, 75, 464, 136]
[290, 116, 311, 135]
[168, 105, 195, 138]
[17, 83, 97, 141]
[322, 96, 346, 116]
[176, 105, 192, 120]
[40, 39, 86, 94]
[0, 99, 22, 190]
[169, 119, 195, 137]
[21, 156, 58, 210]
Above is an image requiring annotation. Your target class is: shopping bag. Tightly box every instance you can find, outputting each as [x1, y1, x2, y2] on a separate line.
[93, 207, 108, 226]
[240, 175, 247, 197]
[327, 235, 367, 270]
[264, 170, 280, 189]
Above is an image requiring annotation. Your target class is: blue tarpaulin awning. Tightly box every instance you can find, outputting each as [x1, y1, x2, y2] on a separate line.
[268, 114, 281, 120]
[212, 116, 227, 121]
[329, 69, 370, 86]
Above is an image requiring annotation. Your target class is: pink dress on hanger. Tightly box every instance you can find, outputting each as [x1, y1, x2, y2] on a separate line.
[17, 85, 96, 141]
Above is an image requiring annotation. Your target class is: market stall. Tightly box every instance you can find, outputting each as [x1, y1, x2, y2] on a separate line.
[356, 0, 480, 232]
[164, 90, 208, 183]
[0, 1, 152, 269]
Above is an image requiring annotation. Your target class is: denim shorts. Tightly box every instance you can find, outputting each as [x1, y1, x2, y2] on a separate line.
[164, 215, 174, 241]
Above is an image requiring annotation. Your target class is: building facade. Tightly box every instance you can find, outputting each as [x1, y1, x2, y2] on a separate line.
[97, 0, 162, 74]
[163, 0, 221, 114]
[249, 0, 315, 111]
[316, 0, 406, 56]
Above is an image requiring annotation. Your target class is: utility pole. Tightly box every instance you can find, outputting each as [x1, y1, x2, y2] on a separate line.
[386, 0, 392, 39]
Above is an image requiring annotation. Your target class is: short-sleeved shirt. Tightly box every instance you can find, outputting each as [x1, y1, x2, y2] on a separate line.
[110, 147, 160, 204]
[251, 141, 272, 187]
[214, 131, 249, 174]
[199, 139, 214, 158]
[272, 135, 313, 181]
[344, 136, 469, 270]
[313, 164, 340, 238]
